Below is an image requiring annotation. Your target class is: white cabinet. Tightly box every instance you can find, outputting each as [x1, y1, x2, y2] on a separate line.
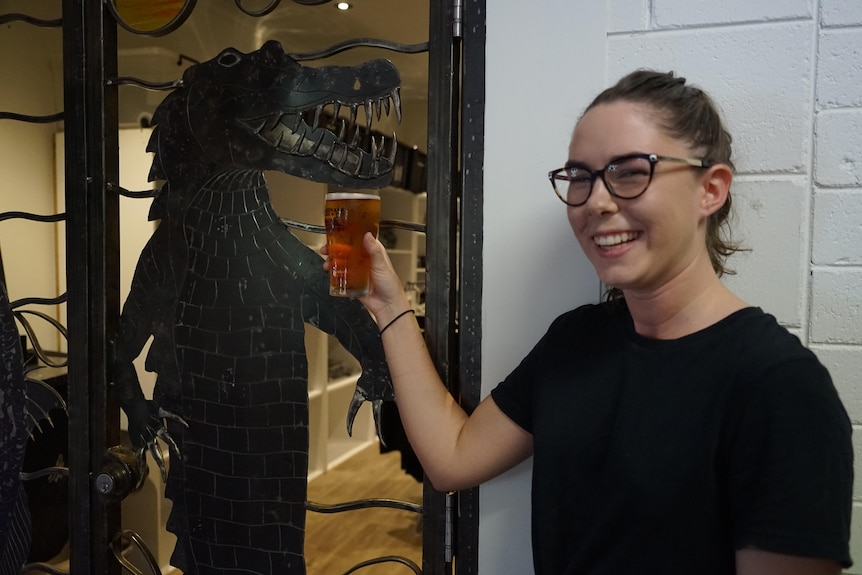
[305, 325, 375, 480]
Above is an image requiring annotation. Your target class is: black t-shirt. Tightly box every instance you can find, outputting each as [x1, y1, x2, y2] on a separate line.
[491, 303, 853, 574]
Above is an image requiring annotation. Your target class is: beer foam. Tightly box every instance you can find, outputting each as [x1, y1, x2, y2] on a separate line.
[325, 192, 380, 201]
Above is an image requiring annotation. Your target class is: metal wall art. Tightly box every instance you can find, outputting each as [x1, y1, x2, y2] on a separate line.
[113, 40, 398, 574]
[0, 251, 67, 575]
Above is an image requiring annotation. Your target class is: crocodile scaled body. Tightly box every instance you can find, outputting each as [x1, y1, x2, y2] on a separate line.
[0, 250, 66, 575]
[113, 41, 398, 575]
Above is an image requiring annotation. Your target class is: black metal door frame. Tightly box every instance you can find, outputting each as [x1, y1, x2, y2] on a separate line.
[425, 0, 485, 573]
[455, 0, 485, 573]
[61, 1, 122, 574]
[56, 0, 485, 572]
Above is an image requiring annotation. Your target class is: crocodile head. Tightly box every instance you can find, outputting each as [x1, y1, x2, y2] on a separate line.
[148, 40, 401, 189]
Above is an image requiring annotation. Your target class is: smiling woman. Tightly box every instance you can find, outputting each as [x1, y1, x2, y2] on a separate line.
[340, 68, 854, 575]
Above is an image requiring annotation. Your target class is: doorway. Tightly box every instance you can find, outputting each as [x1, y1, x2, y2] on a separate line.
[0, 1, 485, 574]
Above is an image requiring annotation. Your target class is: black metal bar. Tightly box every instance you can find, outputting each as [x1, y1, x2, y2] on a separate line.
[289, 38, 429, 61]
[454, 0, 485, 572]
[62, 1, 122, 573]
[424, 0, 460, 573]
[0, 111, 64, 123]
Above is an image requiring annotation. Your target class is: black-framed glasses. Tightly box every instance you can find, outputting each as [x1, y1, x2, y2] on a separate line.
[548, 153, 711, 207]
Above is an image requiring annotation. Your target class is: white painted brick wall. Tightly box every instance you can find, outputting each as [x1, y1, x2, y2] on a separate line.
[607, 0, 648, 33]
[609, 23, 814, 175]
[816, 111, 862, 187]
[724, 180, 808, 326]
[822, 0, 862, 27]
[813, 191, 862, 265]
[817, 29, 862, 108]
[652, 0, 812, 27]
[605, 1, 862, 570]
[812, 270, 862, 344]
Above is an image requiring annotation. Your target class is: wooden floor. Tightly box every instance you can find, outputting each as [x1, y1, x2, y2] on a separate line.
[305, 443, 424, 575]
[43, 443, 422, 574]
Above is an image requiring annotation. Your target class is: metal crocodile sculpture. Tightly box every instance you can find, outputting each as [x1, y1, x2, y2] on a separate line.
[113, 40, 398, 575]
[0, 249, 66, 575]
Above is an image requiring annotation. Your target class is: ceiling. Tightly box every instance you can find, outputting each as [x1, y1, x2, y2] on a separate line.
[115, 0, 431, 147]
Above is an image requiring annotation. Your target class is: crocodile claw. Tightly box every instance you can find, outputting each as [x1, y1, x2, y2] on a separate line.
[346, 391, 386, 448]
[371, 399, 385, 448]
[128, 403, 189, 484]
[346, 389, 364, 437]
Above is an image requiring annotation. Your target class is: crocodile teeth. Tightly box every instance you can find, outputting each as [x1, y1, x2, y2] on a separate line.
[268, 113, 283, 131]
[312, 105, 323, 129]
[391, 88, 402, 123]
[290, 129, 306, 153]
[388, 132, 397, 163]
[364, 101, 373, 129]
[249, 117, 268, 134]
[338, 144, 350, 170]
[310, 132, 325, 154]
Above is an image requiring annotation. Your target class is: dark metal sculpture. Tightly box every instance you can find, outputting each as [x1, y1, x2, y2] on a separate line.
[0, 251, 67, 575]
[112, 40, 397, 574]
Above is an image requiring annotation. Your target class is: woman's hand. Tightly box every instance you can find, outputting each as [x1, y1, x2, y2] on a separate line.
[322, 232, 412, 327]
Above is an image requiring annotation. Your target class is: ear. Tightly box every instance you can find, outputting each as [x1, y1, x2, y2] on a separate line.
[699, 163, 733, 217]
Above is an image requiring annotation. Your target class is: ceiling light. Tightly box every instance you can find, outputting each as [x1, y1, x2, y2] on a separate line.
[336, 2, 351, 10]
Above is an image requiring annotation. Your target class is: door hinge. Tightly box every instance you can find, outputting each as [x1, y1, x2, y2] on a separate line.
[444, 491, 455, 562]
[452, 0, 463, 38]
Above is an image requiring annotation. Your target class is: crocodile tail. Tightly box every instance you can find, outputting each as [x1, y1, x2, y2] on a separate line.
[0, 486, 31, 575]
[0, 248, 31, 573]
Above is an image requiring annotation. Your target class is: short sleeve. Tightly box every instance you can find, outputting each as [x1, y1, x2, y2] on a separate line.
[491, 340, 540, 434]
[728, 358, 853, 566]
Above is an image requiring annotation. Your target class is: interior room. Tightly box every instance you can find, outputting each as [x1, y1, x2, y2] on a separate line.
[0, 1, 439, 573]
[7, 2, 859, 575]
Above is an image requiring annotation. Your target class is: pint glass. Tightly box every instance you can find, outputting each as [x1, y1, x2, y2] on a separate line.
[324, 192, 381, 297]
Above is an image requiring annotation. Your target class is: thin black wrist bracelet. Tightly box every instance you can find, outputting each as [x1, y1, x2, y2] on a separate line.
[379, 309, 415, 335]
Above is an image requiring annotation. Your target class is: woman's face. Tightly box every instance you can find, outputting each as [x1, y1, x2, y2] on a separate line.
[567, 100, 713, 296]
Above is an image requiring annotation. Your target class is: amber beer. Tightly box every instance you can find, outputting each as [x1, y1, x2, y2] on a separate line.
[324, 192, 381, 297]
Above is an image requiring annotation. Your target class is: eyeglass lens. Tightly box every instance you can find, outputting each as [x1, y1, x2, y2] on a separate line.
[554, 155, 653, 205]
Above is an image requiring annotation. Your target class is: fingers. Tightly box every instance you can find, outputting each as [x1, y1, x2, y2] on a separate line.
[364, 233, 399, 283]
[363, 231, 383, 259]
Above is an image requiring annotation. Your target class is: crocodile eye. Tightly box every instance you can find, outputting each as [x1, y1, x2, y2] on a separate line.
[218, 51, 241, 68]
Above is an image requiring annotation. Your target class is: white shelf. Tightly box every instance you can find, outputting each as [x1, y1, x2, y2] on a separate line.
[328, 373, 361, 392]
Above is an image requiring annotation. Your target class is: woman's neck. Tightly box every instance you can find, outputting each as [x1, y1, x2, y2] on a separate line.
[622, 259, 748, 340]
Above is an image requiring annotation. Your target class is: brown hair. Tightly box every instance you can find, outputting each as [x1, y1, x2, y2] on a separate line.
[584, 70, 744, 300]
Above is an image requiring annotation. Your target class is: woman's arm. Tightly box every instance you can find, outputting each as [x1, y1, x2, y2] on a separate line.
[736, 548, 842, 575]
[376, 305, 533, 491]
[328, 233, 533, 491]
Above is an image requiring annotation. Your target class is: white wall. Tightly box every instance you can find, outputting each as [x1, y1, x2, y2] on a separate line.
[481, 2, 606, 572]
[0, 5, 63, 350]
[606, 0, 862, 570]
[482, 0, 862, 572]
